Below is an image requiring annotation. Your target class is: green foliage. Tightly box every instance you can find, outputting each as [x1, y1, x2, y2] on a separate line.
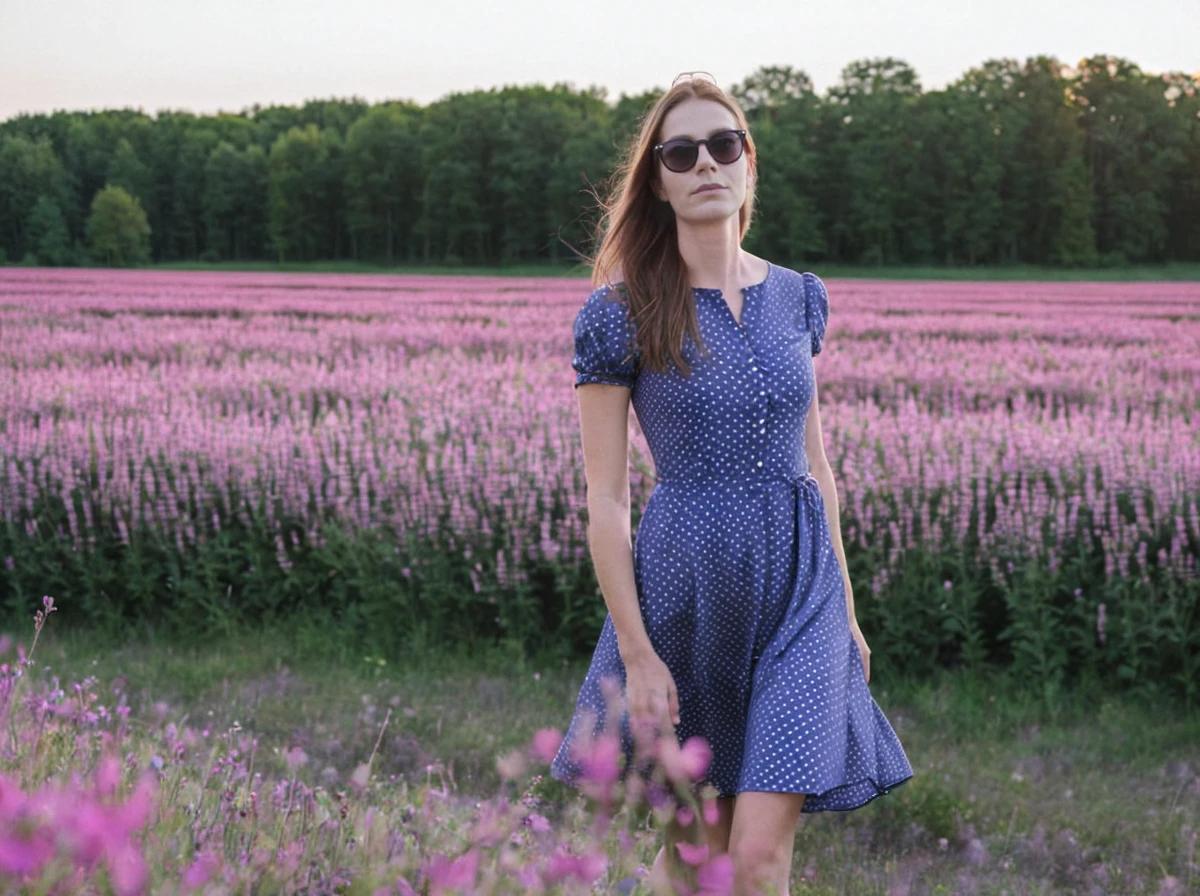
[0, 133, 72, 262]
[883, 775, 965, 841]
[107, 137, 154, 209]
[26, 195, 74, 265]
[1, 56, 1198, 268]
[344, 104, 421, 263]
[1051, 156, 1099, 266]
[834, 478, 1200, 707]
[85, 184, 151, 265]
[2, 478, 1197, 704]
[267, 123, 345, 261]
[203, 141, 268, 260]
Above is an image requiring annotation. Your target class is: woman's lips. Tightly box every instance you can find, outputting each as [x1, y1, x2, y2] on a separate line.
[693, 184, 724, 194]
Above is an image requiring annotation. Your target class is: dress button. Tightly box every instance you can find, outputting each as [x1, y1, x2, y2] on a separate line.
[756, 460, 763, 467]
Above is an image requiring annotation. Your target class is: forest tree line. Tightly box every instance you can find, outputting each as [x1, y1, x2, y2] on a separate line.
[1, 54, 1198, 269]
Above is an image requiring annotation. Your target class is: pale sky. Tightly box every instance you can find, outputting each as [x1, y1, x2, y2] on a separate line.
[1, 0, 1195, 121]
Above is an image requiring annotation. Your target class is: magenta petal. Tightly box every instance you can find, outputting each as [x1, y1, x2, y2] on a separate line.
[675, 840, 709, 866]
[0, 832, 54, 875]
[579, 733, 620, 785]
[680, 736, 713, 780]
[426, 848, 480, 893]
[531, 728, 564, 763]
[106, 842, 148, 896]
[543, 847, 606, 885]
[95, 755, 122, 797]
[182, 850, 220, 889]
[697, 853, 735, 894]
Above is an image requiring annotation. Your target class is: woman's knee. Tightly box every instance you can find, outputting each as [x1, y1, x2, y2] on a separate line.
[728, 832, 790, 875]
[730, 840, 791, 895]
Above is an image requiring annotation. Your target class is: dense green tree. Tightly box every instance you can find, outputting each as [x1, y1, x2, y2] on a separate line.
[1072, 55, 1174, 263]
[203, 141, 268, 260]
[823, 58, 924, 264]
[901, 59, 1028, 266]
[610, 90, 660, 149]
[59, 117, 119, 242]
[544, 86, 618, 265]
[1050, 154, 1099, 266]
[344, 103, 423, 262]
[1159, 71, 1200, 258]
[731, 66, 815, 120]
[86, 184, 150, 265]
[741, 74, 826, 263]
[1, 60, 1197, 268]
[494, 85, 593, 264]
[995, 56, 1092, 264]
[148, 114, 222, 260]
[414, 93, 492, 264]
[268, 124, 345, 261]
[27, 195, 74, 265]
[0, 134, 71, 260]
[108, 137, 154, 209]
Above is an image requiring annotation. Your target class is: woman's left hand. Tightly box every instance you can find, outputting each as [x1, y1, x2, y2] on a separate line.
[850, 622, 871, 684]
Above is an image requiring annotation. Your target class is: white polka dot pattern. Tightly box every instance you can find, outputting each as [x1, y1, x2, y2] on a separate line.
[552, 263, 914, 812]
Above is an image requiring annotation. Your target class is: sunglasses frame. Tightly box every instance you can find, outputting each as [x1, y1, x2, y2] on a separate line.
[671, 70, 718, 87]
[653, 129, 748, 173]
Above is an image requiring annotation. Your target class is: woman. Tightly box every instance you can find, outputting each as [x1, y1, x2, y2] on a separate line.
[549, 71, 914, 896]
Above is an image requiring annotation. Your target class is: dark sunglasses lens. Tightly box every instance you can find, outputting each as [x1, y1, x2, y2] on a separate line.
[710, 132, 743, 163]
[663, 142, 697, 172]
[660, 133, 743, 171]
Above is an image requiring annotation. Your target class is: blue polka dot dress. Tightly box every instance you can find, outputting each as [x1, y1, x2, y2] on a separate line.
[550, 262, 914, 811]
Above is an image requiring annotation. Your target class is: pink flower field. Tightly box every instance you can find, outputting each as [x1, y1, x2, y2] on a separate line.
[1, 267, 1196, 591]
[0, 596, 723, 894]
[0, 267, 1198, 893]
[2, 265, 1197, 691]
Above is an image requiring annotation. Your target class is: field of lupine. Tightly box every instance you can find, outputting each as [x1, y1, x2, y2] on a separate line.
[1, 267, 1197, 692]
[4, 592, 1199, 894]
[0, 596, 742, 894]
[0, 266, 1198, 893]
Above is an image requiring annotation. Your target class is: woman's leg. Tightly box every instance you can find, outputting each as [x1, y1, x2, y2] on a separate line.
[727, 791, 806, 896]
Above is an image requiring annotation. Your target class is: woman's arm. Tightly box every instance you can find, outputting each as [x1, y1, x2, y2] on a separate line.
[804, 377, 859, 631]
[575, 382, 655, 663]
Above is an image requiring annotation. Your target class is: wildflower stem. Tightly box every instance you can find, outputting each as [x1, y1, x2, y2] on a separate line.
[365, 706, 391, 781]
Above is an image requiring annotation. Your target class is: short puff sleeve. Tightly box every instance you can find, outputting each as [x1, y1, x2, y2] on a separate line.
[571, 287, 639, 389]
[802, 271, 829, 356]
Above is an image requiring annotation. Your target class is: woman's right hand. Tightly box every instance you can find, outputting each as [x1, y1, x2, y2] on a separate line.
[623, 649, 680, 742]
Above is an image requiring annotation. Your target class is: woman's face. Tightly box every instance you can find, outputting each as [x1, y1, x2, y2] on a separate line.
[652, 97, 753, 225]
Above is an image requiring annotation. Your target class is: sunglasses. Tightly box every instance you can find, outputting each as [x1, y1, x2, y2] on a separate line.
[671, 70, 717, 87]
[653, 129, 747, 173]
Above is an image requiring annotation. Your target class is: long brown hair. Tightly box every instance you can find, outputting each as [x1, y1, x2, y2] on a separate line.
[582, 78, 759, 379]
